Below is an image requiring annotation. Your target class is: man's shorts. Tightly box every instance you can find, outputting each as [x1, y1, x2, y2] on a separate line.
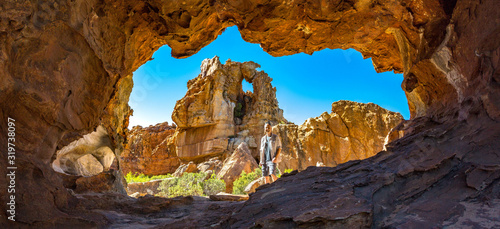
[262, 161, 276, 177]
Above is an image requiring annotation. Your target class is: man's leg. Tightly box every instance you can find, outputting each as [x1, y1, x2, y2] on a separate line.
[262, 163, 270, 184]
[269, 162, 277, 183]
[270, 174, 278, 182]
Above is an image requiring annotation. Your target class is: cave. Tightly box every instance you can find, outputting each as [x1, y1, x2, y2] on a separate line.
[1, 0, 499, 228]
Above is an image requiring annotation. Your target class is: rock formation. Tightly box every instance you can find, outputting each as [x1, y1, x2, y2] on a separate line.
[121, 122, 179, 176]
[217, 143, 259, 193]
[171, 56, 286, 160]
[0, 0, 499, 228]
[244, 177, 266, 194]
[275, 101, 404, 171]
[52, 126, 116, 177]
[172, 161, 198, 177]
[126, 178, 172, 196]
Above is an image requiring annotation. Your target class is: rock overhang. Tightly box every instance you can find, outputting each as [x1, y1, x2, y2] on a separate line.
[0, 0, 499, 227]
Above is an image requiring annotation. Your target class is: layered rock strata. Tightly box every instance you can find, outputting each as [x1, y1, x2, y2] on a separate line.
[121, 122, 179, 176]
[275, 101, 404, 171]
[0, 0, 499, 228]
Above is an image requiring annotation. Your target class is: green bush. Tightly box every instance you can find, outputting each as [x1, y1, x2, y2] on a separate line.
[277, 168, 294, 178]
[232, 167, 262, 195]
[125, 172, 172, 183]
[234, 102, 244, 118]
[157, 172, 226, 198]
[202, 173, 226, 196]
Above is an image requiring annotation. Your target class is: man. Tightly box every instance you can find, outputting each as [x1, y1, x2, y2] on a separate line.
[259, 121, 282, 184]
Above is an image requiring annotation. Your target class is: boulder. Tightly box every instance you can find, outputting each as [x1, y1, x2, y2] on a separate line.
[75, 154, 104, 177]
[197, 158, 223, 175]
[217, 143, 259, 193]
[244, 177, 266, 194]
[173, 162, 199, 177]
[73, 170, 118, 194]
[52, 126, 116, 176]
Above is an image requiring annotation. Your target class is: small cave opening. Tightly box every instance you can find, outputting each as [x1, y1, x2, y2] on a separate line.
[121, 26, 410, 198]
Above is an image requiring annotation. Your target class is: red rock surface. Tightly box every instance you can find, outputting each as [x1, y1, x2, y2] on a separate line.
[121, 122, 179, 176]
[0, 0, 499, 228]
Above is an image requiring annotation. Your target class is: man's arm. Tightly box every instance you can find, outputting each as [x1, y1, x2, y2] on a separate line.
[272, 147, 281, 163]
[272, 135, 282, 163]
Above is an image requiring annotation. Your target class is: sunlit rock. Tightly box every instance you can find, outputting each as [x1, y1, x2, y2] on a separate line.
[217, 142, 259, 193]
[171, 56, 286, 160]
[121, 122, 179, 176]
[52, 126, 115, 176]
[275, 101, 404, 171]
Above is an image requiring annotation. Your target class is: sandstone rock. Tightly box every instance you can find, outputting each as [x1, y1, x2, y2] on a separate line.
[275, 101, 404, 171]
[173, 161, 199, 177]
[217, 143, 259, 193]
[171, 56, 286, 161]
[121, 122, 179, 176]
[75, 154, 104, 177]
[129, 192, 141, 198]
[52, 126, 116, 176]
[244, 177, 266, 194]
[209, 193, 249, 202]
[197, 158, 223, 175]
[126, 178, 173, 196]
[74, 170, 118, 194]
[1, 0, 499, 227]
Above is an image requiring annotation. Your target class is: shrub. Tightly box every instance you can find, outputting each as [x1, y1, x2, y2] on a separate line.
[232, 167, 262, 195]
[234, 102, 244, 118]
[157, 172, 226, 198]
[125, 172, 172, 183]
[202, 173, 226, 196]
[277, 168, 294, 178]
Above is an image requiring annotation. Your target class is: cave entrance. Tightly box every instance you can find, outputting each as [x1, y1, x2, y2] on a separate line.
[122, 26, 410, 197]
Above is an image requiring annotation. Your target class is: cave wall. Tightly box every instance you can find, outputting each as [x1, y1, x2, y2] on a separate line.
[0, 0, 499, 227]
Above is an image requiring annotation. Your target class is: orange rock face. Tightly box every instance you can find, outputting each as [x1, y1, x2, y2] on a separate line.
[0, 0, 499, 228]
[121, 122, 179, 176]
[217, 142, 259, 193]
[171, 56, 286, 161]
[275, 101, 404, 171]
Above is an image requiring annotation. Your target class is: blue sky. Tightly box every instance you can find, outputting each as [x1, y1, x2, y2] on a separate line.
[128, 26, 409, 128]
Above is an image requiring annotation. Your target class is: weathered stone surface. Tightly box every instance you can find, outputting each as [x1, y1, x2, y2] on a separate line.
[172, 161, 199, 177]
[58, 170, 122, 194]
[244, 177, 266, 194]
[74, 154, 104, 177]
[275, 101, 404, 171]
[74, 170, 118, 194]
[225, 117, 500, 228]
[121, 122, 179, 176]
[209, 193, 249, 202]
[0, 0, 499, 227]
[126, 178, 172, 196]
[197, 157, 223, 175]
[217, 143, 259, 193]
[52, 126, 116, 177]
[171, 56, 286, 160]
